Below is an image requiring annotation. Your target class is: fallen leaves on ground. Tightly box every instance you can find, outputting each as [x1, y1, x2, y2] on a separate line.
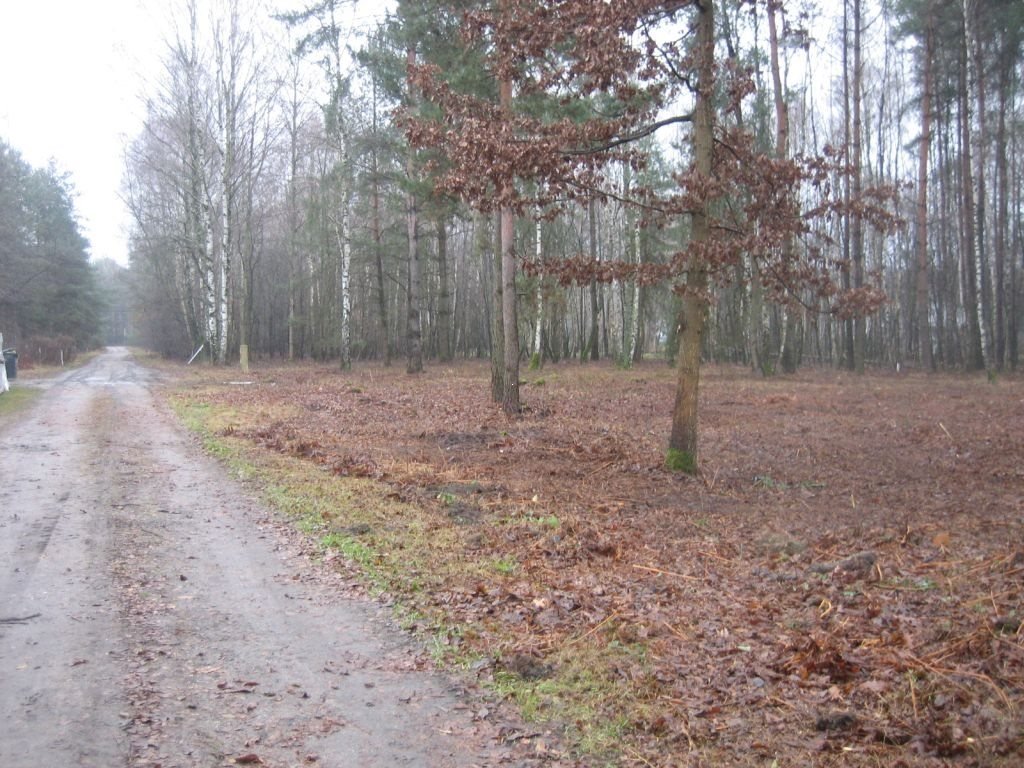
[170, 360, 1024, 766]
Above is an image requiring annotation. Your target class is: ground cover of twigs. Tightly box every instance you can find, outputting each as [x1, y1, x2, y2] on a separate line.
[166, 357, 1023, 767]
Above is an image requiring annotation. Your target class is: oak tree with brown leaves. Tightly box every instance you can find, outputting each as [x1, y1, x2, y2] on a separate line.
[405, 0, 896, 470]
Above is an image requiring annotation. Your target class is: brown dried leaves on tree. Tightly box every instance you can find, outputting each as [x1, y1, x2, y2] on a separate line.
[403, 0, 898, 314]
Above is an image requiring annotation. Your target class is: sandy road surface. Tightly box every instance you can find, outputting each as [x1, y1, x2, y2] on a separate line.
[0, 349, 545, 768]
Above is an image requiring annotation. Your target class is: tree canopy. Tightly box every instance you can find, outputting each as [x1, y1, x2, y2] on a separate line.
[0, 140, 101, 354]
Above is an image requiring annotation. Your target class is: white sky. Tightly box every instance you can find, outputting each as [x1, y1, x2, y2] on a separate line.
[0, 0, 385, 268]
[0, 0, 163, 266]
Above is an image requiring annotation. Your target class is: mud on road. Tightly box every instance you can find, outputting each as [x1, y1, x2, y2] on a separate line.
[0, 349, 549, 768]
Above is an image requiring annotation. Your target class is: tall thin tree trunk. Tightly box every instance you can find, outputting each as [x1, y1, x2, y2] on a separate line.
[204, 193, 218, 363]
[371, 78, 390, 365]
[286, 67, 300, 361]
[587, 198, 600, 361]
[1010, 82, 1021, 369]
[629, 219, 643, 364]
[668, 0, 714, 472]
[915, 15, 935, 371]
[499, 71, 520, 412]
[488, 210, 504, 400]
[851, 0, 866, 373]
[405, 46, 423, 374]
[182, 1, 215, 360]
[372, 164, 389, 365]
[437, 214, 452, 361]
[964, 0, 993, 368]
[939, 108, 957, 366]
[748, 258, 764, 372]
[213, 2, 244, 366]
[501, 202, 519, 414]
[841, 0, 855, 371]
[531, 205, 544, 368]
[768, 0, 799, 374]
[336, 186, 351, 370]
[239, 119, 257, 373]
[406, 189, 422, 373]
[993, 29, 1011, 369]
[958, 9, 985, 370]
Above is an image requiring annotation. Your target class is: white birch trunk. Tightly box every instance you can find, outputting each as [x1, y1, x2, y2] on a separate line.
[532, 209, 543, 363]
[962, 0, 992, 368]
[628, 219, 642, 363]
[218, 186, 229, 364]
[204, 201, 218, 354]
[337, 174, 352, 370]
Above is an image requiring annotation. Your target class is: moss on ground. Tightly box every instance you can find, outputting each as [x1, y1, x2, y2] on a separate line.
[665, 447, 697, 474]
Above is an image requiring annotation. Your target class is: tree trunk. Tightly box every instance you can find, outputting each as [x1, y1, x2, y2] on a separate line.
[238, 120, 257, 373]
[667, 0, 714, 473]
[841, 1, 855, 371]
[767, 0, 799, 375]
[371, 79, 390, 366]
[993, 27, 1011, 369]
[1010, 94, 1021, 369]
[437, 214, 452, 361]
[498, 74, 520, 413]
[587, 198, 600, 361]
[531, 206, 544, 369]
[964, 0, 993, 368]
[405, 181, 423, 373]
[629, 219, 643, 364]
[336, 190, 351, 370]
[500, 202, 519, 414]
[286, 65, 301, 362]
[915, 15, 934, 371]
[486, 211, 504, 400]
[405, 46, 423, 374]
[958, 9, 986, 370]
[936, 106, 958, 367]
[851, 0, 866, 373]
[371, 162, 389, 365]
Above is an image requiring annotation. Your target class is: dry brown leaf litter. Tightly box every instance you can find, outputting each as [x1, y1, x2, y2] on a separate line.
[169, 359, 1023, 766]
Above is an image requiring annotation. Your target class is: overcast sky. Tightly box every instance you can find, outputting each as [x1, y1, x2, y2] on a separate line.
[0, 0, 164, 266]
[0, 0, 391, 268]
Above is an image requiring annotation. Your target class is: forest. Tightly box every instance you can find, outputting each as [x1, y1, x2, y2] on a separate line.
[0, 143, 102, 361]
[121, 0, 1022, 390]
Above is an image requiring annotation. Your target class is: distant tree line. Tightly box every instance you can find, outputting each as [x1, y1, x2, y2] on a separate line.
[124, 0, 1023, 373]
[0, 140, 102, 362]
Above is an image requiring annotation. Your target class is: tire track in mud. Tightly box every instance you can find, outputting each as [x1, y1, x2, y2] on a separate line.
[0, 363, 130, 767]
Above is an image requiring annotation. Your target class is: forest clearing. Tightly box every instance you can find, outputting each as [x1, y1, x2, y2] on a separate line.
[168, 357, 1024, 766]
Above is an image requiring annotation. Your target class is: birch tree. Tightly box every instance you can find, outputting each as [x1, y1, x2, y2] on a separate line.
[278, 0, 354, 369]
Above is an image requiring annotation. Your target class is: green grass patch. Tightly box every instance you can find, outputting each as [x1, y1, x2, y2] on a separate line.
[320, 531, 375, 565]
[0, 386, 42, 419]
[167, 390, 484, 602]
[492, 638, 664, 762]
[491, 556, 519, 575]
[165, 383, 672, 765]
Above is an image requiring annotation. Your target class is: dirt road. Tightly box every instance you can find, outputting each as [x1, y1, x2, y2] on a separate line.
[0, 349, 541, 768]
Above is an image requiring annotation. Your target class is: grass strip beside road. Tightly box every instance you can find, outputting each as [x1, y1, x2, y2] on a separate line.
[169, 389, 650, 765]
[0, 385, 42, 420]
